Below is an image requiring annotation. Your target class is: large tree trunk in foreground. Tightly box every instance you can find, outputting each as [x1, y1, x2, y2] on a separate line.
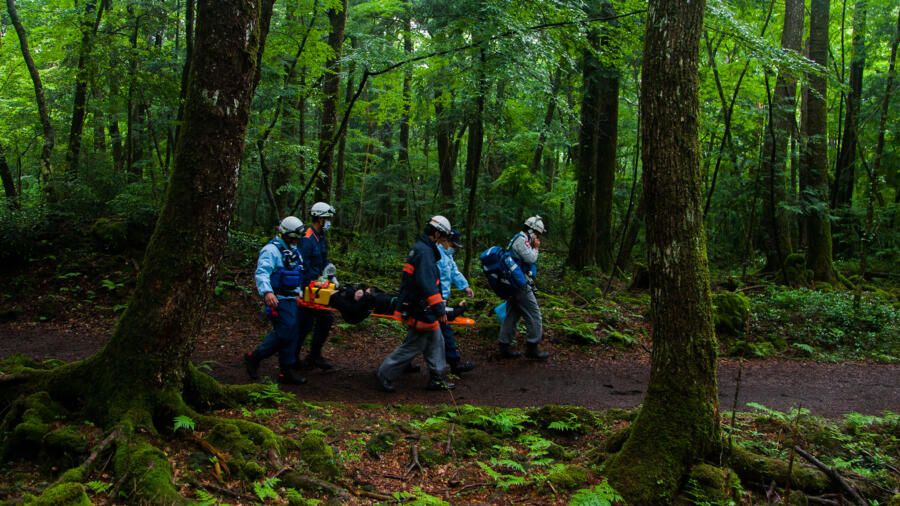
[604, 0, 720, 503]
[7, 0, 55, 185]
[803, 0, 837, 283]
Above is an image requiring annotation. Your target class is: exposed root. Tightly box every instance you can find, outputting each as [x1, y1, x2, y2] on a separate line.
[727, 446, 830, 495]
[281, 471, 353, 502]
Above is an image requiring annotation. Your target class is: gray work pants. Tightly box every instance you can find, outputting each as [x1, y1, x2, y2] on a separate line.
[378, 327, 446, 382]
[498, 285, 542, 345]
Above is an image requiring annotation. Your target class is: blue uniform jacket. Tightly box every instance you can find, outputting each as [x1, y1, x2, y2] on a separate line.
[437, 244, 469, 300]
[299, 226, 329, 285]
[395, 234, 446, 330]
[255, 237, 303, 299]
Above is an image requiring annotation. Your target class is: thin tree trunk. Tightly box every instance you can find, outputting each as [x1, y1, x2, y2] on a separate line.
[831, 0, 866, 213]
[760, 0, 803, 271]
[604, 0, 719, 502]
[435, 87, 455, 202]
[398, 16, 413, 244]
[530, 66, 562, 176]
[6, 0, 54, 185]
[173, 0, 195, 146]
[804, 0, 836, 283]
[875, 10, 899, 227]
[65, 0, 106, 180]
[1, 147, 18, 209]
[125, 9, 142, 180]
[336, 34, 357, 207]
[462, 49, 486, 278]
[315, 0, 348, 202]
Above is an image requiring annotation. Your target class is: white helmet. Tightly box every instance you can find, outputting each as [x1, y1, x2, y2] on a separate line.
[310, 202, 335, 218]
[429, 215, 452, 235]
[278, 216, 304, 239]
[524, 215, 545, 234]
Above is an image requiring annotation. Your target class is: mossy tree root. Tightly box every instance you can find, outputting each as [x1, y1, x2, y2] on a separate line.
[727, 446, 831, 495]
[2, 359, 290, 504]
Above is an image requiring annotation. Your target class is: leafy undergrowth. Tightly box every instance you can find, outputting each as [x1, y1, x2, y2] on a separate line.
[1, 386, 897, 505]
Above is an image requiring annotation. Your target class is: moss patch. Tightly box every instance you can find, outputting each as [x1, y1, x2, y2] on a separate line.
[24, 482, 91, 506]
[366, 431, 398, 458]
[686, 464, 741, 504]
[712, 291, 750, 336]
[299, 433, 341, 479]
[527, 404, 597, 435]
[784, 254, 813, 286]
[450, 428, 500, 456]
[547, 464, 590, 490]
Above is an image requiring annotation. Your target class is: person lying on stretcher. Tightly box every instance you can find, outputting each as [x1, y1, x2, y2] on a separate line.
[327, 284, 467, 324]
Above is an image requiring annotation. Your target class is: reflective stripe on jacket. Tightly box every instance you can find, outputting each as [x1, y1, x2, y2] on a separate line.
[394, 234, 446, 330]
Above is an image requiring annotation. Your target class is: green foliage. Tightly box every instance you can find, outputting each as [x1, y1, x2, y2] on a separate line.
[472, 410, 530, 435]
[392, 486, 449, 505]
[750, 287, 900, 360]
[173, 415, 195, 432]
[248, 382, 294, 406]
[568, 479, 624, 506]
[253, 476, 280, 501]
[712, 291, 750, 336]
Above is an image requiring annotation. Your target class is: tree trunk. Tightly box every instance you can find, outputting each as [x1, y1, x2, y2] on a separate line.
[875, 10, 899, 227]
[1, 147, 18, 209]
[315, 0, 348, 202]
[6, 0, 54, 185]
[173, 0, 195, 146]
[831, 0, 866, 214]
[604, 0, 720, 503]
[125, 8, 142, 180]
[435, 87, 456, 202]
[529, 66, 562, 176]
[593, 11, 620, 272]
[65, 0, 105, 180]
[567, 28, 602, 269]
[462, 49, 487, 278]
[803, 0, 837, 283]
[761, 0, 803, 272]
[398, 16, 414, 243]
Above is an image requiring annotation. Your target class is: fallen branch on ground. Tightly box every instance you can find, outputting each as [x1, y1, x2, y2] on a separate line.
[794, 446, 867, 506]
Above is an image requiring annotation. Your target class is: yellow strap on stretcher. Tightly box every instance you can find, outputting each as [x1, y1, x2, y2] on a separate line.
[298, 300, 475, 326]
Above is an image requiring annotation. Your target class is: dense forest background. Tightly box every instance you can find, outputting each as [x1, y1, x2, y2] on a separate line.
[2, 0, 897, 280]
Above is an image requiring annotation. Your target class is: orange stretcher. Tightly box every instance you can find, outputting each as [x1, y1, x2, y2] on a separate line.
[297, 299, 475, 326]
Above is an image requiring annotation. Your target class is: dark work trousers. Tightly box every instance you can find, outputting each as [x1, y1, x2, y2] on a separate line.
[297, 307, 334, 356]
[255, 299, 300, 366]
[440, 322, 461, 361]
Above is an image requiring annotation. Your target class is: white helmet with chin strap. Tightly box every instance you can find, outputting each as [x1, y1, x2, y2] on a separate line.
[278, 216, 305, 239]
[310, 202, 335, 218]
[428, 215, 452, 235]
[524, 215, 545, 234]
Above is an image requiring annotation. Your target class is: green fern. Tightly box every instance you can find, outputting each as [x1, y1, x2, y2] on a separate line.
[173, 414, 195, 432]
[86, 480, 112, 494]
[253, 476, 280, 501]
[568, 479, 623, 505]
[194, 488, 218, 506]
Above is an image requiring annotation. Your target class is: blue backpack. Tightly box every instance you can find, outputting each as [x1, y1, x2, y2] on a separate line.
[269, 240, 304, 295]
[479, 246, 528, 299]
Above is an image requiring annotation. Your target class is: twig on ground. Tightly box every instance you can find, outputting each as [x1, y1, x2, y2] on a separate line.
[190, 480, 258, 502]
[383, 473, 405, 481]
[458, 482, 490, 493]
[794, 446, 867, 506]
[355, 489, 394, 501]
[806, 496, 840, 506]
[287, 475, 353, 502]
[189, 433, 230, 476]
[446, 423, 455, 454]
[404, 444, 424, 477]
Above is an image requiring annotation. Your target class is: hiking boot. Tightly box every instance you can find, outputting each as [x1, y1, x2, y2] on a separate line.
[376, 373, 396, 393]
[305, 355, 333, 370]
[425, 374, 455, 391]
[498, 343, 521, 359]
[277, 365, 307, 385]
[403, 362, 421, 374]
[449, 358, 476, 375]
[244, 351, 261, 380]
[525, 342, 550, 360]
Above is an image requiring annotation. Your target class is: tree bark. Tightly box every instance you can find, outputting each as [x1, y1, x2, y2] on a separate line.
[435, 87, 456, 202]
[875, 10, 899, 227]
[76, 0, 264, 418]
[398, 15, 414, 243]
[173, 0, 196, 146]
[6, 0, 55, 185]
[761, 0, 803, 271]
[124, 8, 143, 180]
[803, 0, 837, 283]
[530, 66, 562, 177]
[462, 49, 487, 278]
[65, 0, 106, 180]
[831, 0, 866, 213]
[604, 0, 720, 503]
[315, 0, 348, 202]
[1, 147, 18, 209]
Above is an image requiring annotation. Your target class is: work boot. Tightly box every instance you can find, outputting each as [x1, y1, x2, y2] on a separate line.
[277, 364, 307, 385]
[403, 362, 421, 374]
[376, 372, 396, 393]
[525, 342, 550, 360]
[498, 343, 521, 359]
[425, 373, 455, 391]
[448, 358, 476, 375]
[244, 350, 262, 380]
[305, 344, 333, 370]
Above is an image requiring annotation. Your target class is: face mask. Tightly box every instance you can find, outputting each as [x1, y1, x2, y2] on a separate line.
[323, 220, 332, 231]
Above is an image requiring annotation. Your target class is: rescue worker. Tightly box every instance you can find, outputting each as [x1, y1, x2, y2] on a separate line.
[297, 202, 337, 370]
[377, 216, 455, 392]
[244, 217, 308, 385]
[437, 230, 476, 374]
[498, 215, 550, 360]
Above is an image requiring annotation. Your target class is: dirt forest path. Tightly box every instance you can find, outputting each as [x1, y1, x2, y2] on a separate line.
[2, 326, 897, 419]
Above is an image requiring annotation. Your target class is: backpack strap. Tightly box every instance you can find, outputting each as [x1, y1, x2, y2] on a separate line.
[268, 239, 301, 270]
